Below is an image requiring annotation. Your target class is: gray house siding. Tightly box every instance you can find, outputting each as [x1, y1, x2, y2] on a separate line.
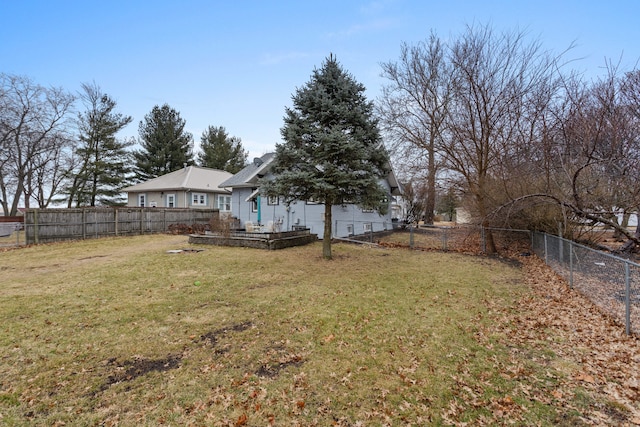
[229, 183, 393, 238]
[126, 190, 225, 209]
[220, 153, 400, 239]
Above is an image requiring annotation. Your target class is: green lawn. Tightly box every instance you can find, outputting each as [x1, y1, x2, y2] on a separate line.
[0, 234, 590, 425]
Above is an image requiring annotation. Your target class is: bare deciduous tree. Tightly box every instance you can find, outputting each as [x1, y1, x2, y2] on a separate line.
[444, 25, 560, 253]
[500, 64, 640, 252]
[0, 74, 75, 216]
[378, 33, 452, 224]
[552, 65, 640, 250]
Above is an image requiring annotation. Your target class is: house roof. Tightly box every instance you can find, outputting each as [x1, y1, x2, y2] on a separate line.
[218, 153, 275, 188]
[218, 152, 402, 196]
[122, 166, 233, 193]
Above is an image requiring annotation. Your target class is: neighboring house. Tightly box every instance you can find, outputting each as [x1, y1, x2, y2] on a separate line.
[455, 207, 472, 225]
[218, 153, 403, 238]
[122, 166, 234, 212]
[0, 207, 25, 217]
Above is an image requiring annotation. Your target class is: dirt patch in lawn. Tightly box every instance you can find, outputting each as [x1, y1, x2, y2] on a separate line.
[199, 321, 254, 349]
[255, 355, 305, 378]
[91, 354, 183, 396]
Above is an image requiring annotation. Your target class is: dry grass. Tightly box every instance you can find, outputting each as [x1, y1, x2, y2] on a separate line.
[0, 234, 631, 425]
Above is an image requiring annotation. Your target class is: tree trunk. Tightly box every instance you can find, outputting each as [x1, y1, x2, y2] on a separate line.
[483, 219, 497, 254]
[476, 193, 497, 254]
[619, 220, 640, 254]
[613, 212, 630, 241]
[425, 145, 436, 224]
[323, 202, 333, 260]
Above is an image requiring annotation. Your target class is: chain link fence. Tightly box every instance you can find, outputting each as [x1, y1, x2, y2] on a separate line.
[532, 232, 639, 335]
[377, 226, 638, 335]
[377, 225, 531, 254]
[0, 223, 25, 248]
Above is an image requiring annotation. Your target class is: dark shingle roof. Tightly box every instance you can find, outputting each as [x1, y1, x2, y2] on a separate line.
[218, 153, 275, 188]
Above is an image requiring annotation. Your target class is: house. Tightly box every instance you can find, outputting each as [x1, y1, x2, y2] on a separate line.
[218, 153, 403, 238]
[122, 166, 234, 212]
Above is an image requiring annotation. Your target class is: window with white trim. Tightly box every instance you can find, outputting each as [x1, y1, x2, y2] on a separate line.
[166, 194, 176, 208]
[217, 195, 232, 212]
[192, 193, 207, 206]
[363, 223, 372, 233]
[251, 198, 258, 212]
[347, 224, 354, 236]
[267, 195, 279, 205]
[306, 197, 320, 205]
[138, 194, 146, 207]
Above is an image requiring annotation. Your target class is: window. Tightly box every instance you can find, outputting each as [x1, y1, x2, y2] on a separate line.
[218, 195, 231, 212]
[364, 223, 372, 233]
[251, 198, 258, 212]
[138, 194, 146, 207]
[166, 194, 176, 208]
[192, 193, 207, 206]
[347, 224, 354, 236]
[267, 195, 279, 205]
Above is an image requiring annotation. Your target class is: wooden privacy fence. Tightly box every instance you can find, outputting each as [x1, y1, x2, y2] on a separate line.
[23, 207, 218, 244]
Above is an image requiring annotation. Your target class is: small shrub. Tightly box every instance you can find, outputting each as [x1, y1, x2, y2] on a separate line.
[209, 215, 239, 238]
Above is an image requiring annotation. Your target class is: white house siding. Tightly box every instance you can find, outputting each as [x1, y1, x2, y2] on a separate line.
[616, 212, 638, 228]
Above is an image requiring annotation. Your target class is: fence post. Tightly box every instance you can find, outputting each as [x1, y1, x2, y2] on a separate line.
[558, 223, 564, 264]
[82, 208, 87, 240]
[481, 226, 486, 253]
[409, 225, 414, 249]
[569, 241, 574, 289]
[544, 233, 548, 264]
[530, 231, 534, 251]
[34, 209, 39, 245]
[442, 227, 448, 251]
[625, 262, 631, 336]
[115, 209, 119, 236]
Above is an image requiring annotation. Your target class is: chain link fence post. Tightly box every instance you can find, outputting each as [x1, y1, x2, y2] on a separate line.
[442, 227, 448, 251]
[409, 225, 414, 249]
[569, 241, 574, 289]
[626, 262, 631, 336]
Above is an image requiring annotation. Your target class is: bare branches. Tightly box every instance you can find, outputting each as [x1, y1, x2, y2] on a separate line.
[378, 33, 452, 224]
[0, 74, 75, 215]
[379, 24, 640, 253]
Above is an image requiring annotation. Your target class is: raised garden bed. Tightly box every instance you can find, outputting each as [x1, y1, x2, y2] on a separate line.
[188, 229, 317, 250]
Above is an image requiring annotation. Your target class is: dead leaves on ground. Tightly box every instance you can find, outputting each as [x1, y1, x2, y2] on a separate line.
[488, 254, 640, 426]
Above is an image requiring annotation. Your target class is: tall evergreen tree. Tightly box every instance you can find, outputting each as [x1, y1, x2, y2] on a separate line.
[66, 82, 133, 207]
[133, 104, 194, 181]
[262, 54, 389, 259]
[197, 125, 248, 173]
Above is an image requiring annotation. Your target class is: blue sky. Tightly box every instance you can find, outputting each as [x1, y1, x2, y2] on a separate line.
[2, 0, 639, 159]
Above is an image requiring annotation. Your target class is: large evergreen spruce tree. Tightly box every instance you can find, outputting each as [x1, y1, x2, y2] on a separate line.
[133, 104, 194, 181]
[67, 82, 133, 206]
[263, 54, 389, 259]
[198, 125, 248, 173]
